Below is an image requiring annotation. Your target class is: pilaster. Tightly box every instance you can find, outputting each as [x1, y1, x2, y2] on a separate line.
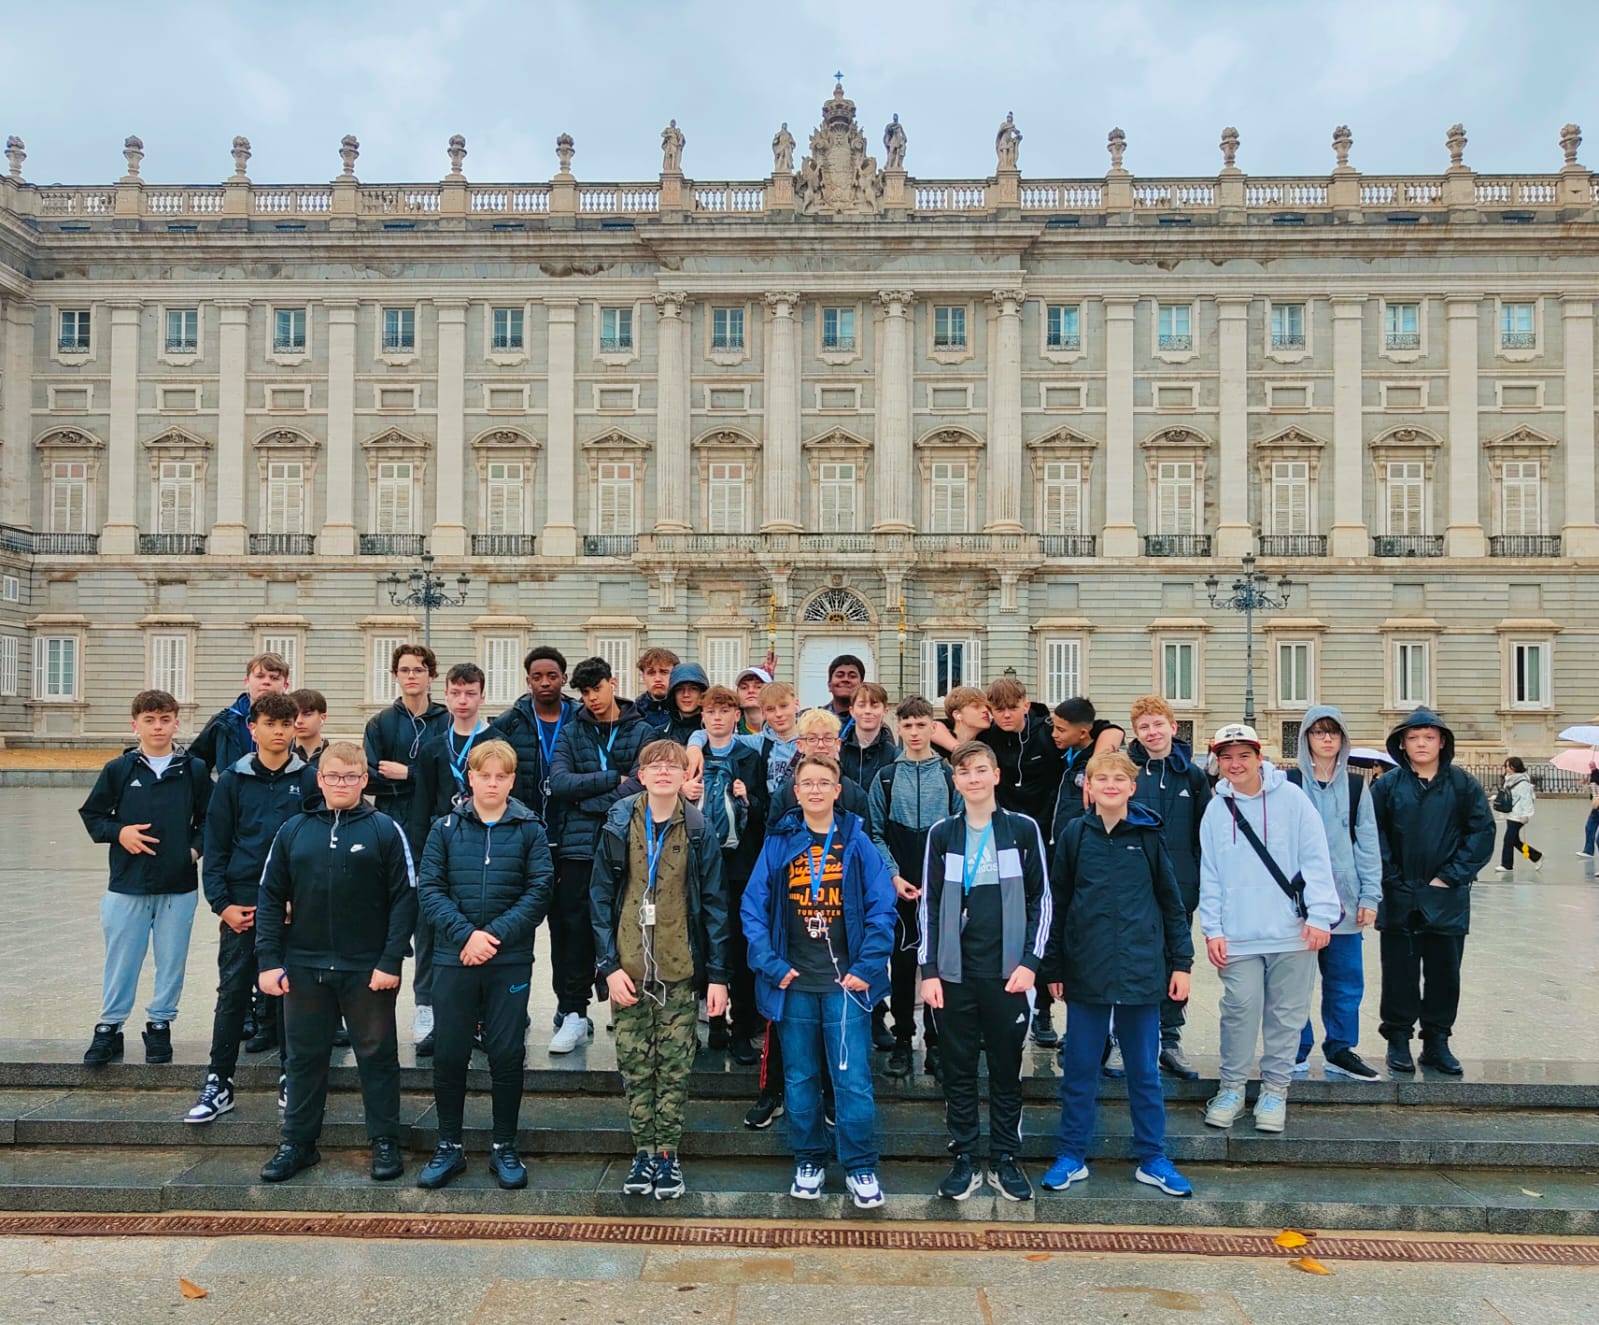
[101, 302, 141, 555]
[1101, 297, 1139, 556]
[1215, 296, 1252, 558]
[653, 291, 692, 531]
[873, 290, 914, 532]
[319, 300, 358, 556]
[985, 288, 1025, 532]
[1444, 295, 1486, 557]
[0, 299, 34, 530]
[1328, 297, 1368, 557]
[541, 300, 579, 557]
[208, 301, 251, 555]
[430, 300, 468, 556]
[762, 292, 802, 532]
[1561, 297, 1599, 554]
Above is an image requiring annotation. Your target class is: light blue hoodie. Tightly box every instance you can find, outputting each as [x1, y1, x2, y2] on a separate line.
[1198, 760, 1340, 956]
[1294, 704, 1382, 935]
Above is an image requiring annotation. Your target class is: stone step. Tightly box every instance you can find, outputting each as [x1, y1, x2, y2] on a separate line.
[0, 1145, 1594, 1236]
[4, 1087, 1596, 1169]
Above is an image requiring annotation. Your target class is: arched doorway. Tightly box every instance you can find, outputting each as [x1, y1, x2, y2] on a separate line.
[796, 587, 877, 709]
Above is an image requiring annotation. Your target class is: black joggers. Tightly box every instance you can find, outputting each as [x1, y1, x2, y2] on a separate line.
[551, 857, 597, 1018]
[1378, 926, 1466, 1040]
[888, 895, 938, 1047]
[431, 961, 533, 1144]
[281, 967, 401, 1145]
[939, 977, 1030, 1156]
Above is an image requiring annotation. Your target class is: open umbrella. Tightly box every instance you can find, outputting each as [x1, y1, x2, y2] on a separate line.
[1349, 746, 1398, 769]
[1559, 725, 1599, 747]
[1550, 748, 1599, 775]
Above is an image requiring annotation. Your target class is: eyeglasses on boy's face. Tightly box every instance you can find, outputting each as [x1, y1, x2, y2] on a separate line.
[320, 771, 365, 786]
[795, 779, 838, 792]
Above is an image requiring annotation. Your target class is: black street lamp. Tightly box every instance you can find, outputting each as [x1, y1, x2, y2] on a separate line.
[1203, 554, 1294, 725]
[386, 550, 471, 648]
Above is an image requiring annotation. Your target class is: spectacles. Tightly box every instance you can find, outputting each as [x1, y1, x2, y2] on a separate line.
[795, 780, 838, 792]
[321, 772, 364, 786]
[799, 736, 840, 747]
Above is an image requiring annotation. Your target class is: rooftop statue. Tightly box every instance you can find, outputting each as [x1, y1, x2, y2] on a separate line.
[792, 80, 883, 215]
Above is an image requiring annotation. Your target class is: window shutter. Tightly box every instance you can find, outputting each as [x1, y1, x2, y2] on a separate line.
[0, 636, 17, 696]
[484, 637, 520, 705]
[258, 635, 299, 683]
[595, 635, 634, 684]
[371, 636, 403, 702]
[1043, 638, 1081, 705]
[704, 636, 744, 688]
[267, 462, 304, 534]
[151, 635, 189, 700]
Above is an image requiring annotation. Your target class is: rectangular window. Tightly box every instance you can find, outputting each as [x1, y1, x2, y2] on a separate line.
[1042, 638, 1082, 706]
[1157, 304, 1192, 351]
[1500, 301, 1536, 349]
[1385, 460, 1426, 535]
[711, 306, 745, 352]
[1270, 302, 1305, 351]
[257, 634, 299, 684]
[933, 305, 966, 350]
[1384, 302, 1420, 350]
[0, 635, 16, 696]
[921, 638, 981, 699]
[382, 306, 415, 353]
[1, 575, 17, 603]
[50, 461, 89, 533]
[34, 635, 76, 701]
[273, 307, 307, 353]
[1155, 461, 1196, 535]
[703, 636, 744, 689]
[58, 309, 91, 352]
[1162, 641, 1196, 704]
[1040, 461, 1082, 535]
[483, 636, 521, 706]
[707, 461, 746, 533]
[374, 462, 413, 534]
[150, 634, 189, 701]
[928, 461, 968, 533]
[823, 306, 856, 351]
[596, 461, 635, 535]
[818, 462, 856, 532]
[156, 461, 197, 535]
[600, 306, 633, 352]
[484, 461, 525, 535]
[1271, 461, 1311, 535]
[595, 635, 634, 685]
[1046, 304, 1080, 351]
[165, 307, 199, 354]
[370, 636, 404, 703]
[1511, 641, 1550, 708]
[265, 461, 305, 535]
[1395, 640, 1430, 707]
[1277, 640, 1312, 708]
[491, 306, 524, 351]
[1500, 460, 1541, 535]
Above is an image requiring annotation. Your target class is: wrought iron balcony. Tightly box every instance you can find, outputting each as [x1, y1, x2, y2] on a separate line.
[0, 524, 33, 554]
[1489, 534, 1562, 557]
[599, 335, 632, 353]
[381, 335, 414, 353]
[139, 533, 208, 555]
[583, 534, 638, 557]
[1045, 333, 1081, 351]
[1385, 332, 1421, 350]
[1144, 534, 1212, 557]
[1372, 534, 1444, 557]
[1038, 534, 1098, 558]
[250, 533, 317, 555]
[33, 533, 99, 554]
[271, 336, 306, 354]
[164, 338, 198, 354]
[57, 338, 90, 353]
[1270, 333, 1306, 351]
[1500, 331, 1537, 349]
[822, 334, 857, 351]
[1257, 534, 1327, 557]
[490, 336, 523, 352]
[359, 533, 426, 556]
[471, 534, 537, 556]
[710, 334, 745, 352]
[1158, 334, 1193, 351]
[932, 335, 966, 350]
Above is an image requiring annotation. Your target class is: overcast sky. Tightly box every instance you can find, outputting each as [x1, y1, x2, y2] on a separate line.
[8, 1, 1596, 186]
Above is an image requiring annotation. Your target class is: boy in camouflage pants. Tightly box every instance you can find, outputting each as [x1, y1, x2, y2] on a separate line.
[590, 740, 729, 1199]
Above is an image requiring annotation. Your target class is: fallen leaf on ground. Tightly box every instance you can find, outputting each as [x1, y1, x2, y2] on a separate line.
[1290, 1257, 1331, 1276]
[1025, 1253, 1051, 1262]
[1521, 1189, 1544, 1198]
[178, 1279, 207, 1299]
[1273, 1230, 1308, 1249]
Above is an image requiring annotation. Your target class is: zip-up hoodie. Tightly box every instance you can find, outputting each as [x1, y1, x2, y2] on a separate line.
[190, 694, 253, 776]
[1198, 762, 1341, 955]
[254, 802, 418, 976]
[79, 747, 211, 896]
[491, 693, 577, 830]
[634, 690, 674, 733]
[363, 696, 450, 816]
[741, 807, 895, 1021]
[665, 662, 709, 745]
[202, 752, 316, 912]
[980, 702, 1064, 838]
[840, 725, 899, 789]
[1129, 736, 1211, 911]
[547, 698, 654, 861]
[869, 753, 961, 884]
[1293, 704, 1382, 934]
[919, 807, 1050, 985]
[417, 798, 553, 968]
[1504, 771, 1536, 823]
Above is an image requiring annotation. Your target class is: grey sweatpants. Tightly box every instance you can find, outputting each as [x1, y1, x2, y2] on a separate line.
[1218, 949, 1318, 1093]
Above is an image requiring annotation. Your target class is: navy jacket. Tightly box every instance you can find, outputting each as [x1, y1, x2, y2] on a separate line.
[202, 753, 317, 912]
[634, 691, 674, 733]
[547, 699, 654, 861]
[418, 799, 553, 968]
[405, 724, 490, 856]
[840, 727, 899, 789]
[362, 697, 450, 816]
[491, 694, 576, 832]
[189, 695, 252, 778]
[664, 662, 709, 745]
[698, 736, 769, 884]
[79, 747, 211, 896]
[981, 702, 1064, 840]
[1129, 737, 1211, 912]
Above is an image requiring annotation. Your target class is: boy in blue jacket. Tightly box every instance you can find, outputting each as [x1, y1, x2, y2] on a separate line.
[742, 751, 895, 1210]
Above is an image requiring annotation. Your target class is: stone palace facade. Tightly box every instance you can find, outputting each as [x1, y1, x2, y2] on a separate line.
[0, 83, 1596, 756]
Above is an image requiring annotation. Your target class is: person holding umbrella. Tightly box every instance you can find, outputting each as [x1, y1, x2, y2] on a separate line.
[1553, 722, 1599, 858]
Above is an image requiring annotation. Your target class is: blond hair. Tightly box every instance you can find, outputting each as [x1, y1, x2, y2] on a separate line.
[795, 708, 843, 738]
[944, 686, 987, 718]
[638, 738, 691, 770]
[320, 741, 367, 774]
[467, 739, 517, 775]
[1085, 750, 1139, 782]
[758, 680, 795, 708]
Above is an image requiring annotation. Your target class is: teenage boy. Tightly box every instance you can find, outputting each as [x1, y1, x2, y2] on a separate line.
[1289, 706, 1384, 1081]
[735, 666, 773, 735]
[491, 646, 575, 832]
[592, 740, 730, 1200]
[1370, 708, 1495, 1077]
[416, 740, 554, 1191]
[546, 656, 654, 1053]
[1040, 751, 1193, 1200]
[254, 743, 417, 1183]
[665, 662, 709, 745]
[743, 752, 895, 1210]
[840, 681, 898, 789]
[870, 696, 960, 1080]
[930, 686, 991, 754]
[1126, 695, 1210, 1080]
[1198, 724, 1340, 1135]
[697, 685, 768, 1064]
[634, 647, 681, 733]
[79, 690, 212, 1066]
[289, 690, 329, 767]
[1050, 697, 1126, 836]
[765, 708, 872, 828]
[190, 651, 291, 775]
[185, 694, 312, 1122]
[825, 654, 865, 723]
[690, 680, 801, 800]
[363, 643, 449, 822]
[920, 741, 1049, 1202]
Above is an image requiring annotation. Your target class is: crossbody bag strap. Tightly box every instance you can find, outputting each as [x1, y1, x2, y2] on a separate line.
[1224, 798, 1308, 919]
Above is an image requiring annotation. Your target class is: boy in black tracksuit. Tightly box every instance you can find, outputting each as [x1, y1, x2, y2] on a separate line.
[920, 739, 1050, 1203]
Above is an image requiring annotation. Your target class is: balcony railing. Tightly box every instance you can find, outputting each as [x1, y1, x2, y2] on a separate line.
[1038, 534, 1098, 558]
[710, 335, 745, 352]
[822, 334, 857, 352]
[1372, 534, 1444, 557]
[1489, 534, 1562, 557]
[1270, 333, 1306, 351]
[932, 335, 966, 350]
[271, 337, 306, 354]
[0, 524, 33, 554]
[1158, 334, 1193, 352]
[250, 533, 317, 555]
[1045, 334, 1081, 351]
[33, 533, 99, 554]
[471, 534, 537, 556]
[598, 336, 632, 353]
[1144, 534, 1212, 557]
[380, 336, 415, 354]
[57, 339, 90, 354]
[644, 533, 761, 555]
[1385, 332, 1421, 350]
[583, 534, 638, 557]
[1500, 332, 1537, 349]
[489, 336, 523, 352]
[164, 338, 197, 354]
[359, 534, 426, 556]
[1257, 534, 1327, 557]
[139, 533, 208, 555]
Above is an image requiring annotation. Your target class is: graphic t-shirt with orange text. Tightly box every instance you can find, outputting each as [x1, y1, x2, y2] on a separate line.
[785, 827, 847, 992]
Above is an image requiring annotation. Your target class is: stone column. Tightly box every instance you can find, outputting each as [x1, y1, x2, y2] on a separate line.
[1102, 297, 1139, 556]
[874, 290, 914, 532]
[1329, 297, 1368, 557]
[1215, 297, 1252, 558]
[986, 289, 1025, 533]
[209, 301, 251, 554]
[1562, 297, 1599, 555]
[653, 291, 692, 532]
[1444, 296, 1486, 557]
[101, 302, 142, 555]
[762, 291, 802, 532]
[0, 299, 33, 530]
[541, 299, 578, 556]
[430, 300, 468, 556]
[319, 300, 358, 556]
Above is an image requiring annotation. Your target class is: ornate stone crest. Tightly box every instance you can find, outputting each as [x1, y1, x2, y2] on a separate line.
[793, 81, 883, 216]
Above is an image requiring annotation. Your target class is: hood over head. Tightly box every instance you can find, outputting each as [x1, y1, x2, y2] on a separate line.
[667, 663, 710, 702]
[1296, 704, 1351, 779]
[1385, 707, 1456, 769]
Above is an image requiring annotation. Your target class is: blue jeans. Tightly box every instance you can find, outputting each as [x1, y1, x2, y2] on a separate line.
[1584, 806, 1598, 855]
[778, 987, 878, 1175]
[100, 890, 198, 1025]
[1297, 930, 1364, 1060]
[1056, 1001, 1166, 1165]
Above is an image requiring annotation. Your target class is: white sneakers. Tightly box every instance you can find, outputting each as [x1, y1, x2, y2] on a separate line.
[789, 1162, 825, 1200]
[413, 1005, 434, 1042]
[1253, 1090, 1288, 1133]
[1203, 1088, 1246, 1128]
[844, 1171, 885, 1209]
[548, 1012, 593, 1055]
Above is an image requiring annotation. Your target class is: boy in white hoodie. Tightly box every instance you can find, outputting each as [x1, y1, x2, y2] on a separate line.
[1198, 724, 1339, 1135]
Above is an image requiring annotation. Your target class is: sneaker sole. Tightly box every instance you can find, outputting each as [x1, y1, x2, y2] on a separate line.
[849, 1193, 885, 1209]
[938, 1173, 984, 1201]
[1134, 1168, 1192, 1198]
[417, 1163, 467, 1191]
[1254, 1116, 1286, 1133]
[653, 1186, 685, 1201]
[1324, 1063, 1381, 1081]
[1039, 1168, 1089, 1192]
[987, 1173, 1032, 1202]
[1203, 1113, 1244, 1128]
[744, 1105, 784, 1130]
[789, 1185, 823, 1200]
[183, 1099, 235, 1124]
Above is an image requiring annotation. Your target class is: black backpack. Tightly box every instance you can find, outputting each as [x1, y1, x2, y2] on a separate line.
[1285, 768, 1365, 844]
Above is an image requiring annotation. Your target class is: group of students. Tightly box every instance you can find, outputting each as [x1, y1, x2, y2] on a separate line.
[76, 641, 1497, 1206]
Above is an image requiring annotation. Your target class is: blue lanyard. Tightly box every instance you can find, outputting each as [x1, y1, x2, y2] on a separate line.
[962, 822, 993, 896]
[537, 708, 565, 767]
[839, 717, 855, 743]
[645, 814, 668, 895]
[807, 822, 837, 903]
[448, 723, 485, 788]
[596, 722, 620, 771]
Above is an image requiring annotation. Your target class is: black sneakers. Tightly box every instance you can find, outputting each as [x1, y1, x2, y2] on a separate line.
[83, 1023, 123, 1066]
[370, 1136, 404, 1181]
[417, 1142, 466, 1190]
[143, 1020, 173, 1065]
[1029, 1010, 1059, 1049]
[652, 1150, 685, 1200]
[489, 1142, 527, 1190]
[260, 1142, 320, 1183]
[870, 1007, 896, 1052]
[730, 1035, 760, 1067]
[744, 1091, 784, 1129]
[622, 1149, 656, 1196]
[1385, 1035, 1416, 1074]
[1158, 1041, 1199, 1080]
[1324, 1047, 1381, 1081]
[1419, 1034, 1463, 1076]
[987, 1153, 1033, 1202]
[923, 1044, 943, 1085]
[937, 1152, 982, 1201]
[886, 1041, 913, 1078]
[246, 1020, 280, 1054]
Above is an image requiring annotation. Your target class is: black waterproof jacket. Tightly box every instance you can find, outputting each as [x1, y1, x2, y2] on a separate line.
[547, 699, 654, 861]
[1129, 737, 1211, 912]
[189, 695, 252, 777]
[362, 697, 450, 816]
[79, 748, 211, 896]
[202, 753, 317, 912]
[418, 798, 554, 968]
[404, 725, 488, 856]
[980, 702, 1064, 839]
[840, 727, 899, 789]
[491, 694, 576, 831]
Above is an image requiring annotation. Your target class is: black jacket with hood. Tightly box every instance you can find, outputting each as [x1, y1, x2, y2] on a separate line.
[980, 701, 1064, 840]
[362, 697, 450, 816]
[664, 662, 709, 745]
[418, 798, 554, 968]
[202, 752, 317, 912]
[547, 698, 654, 861]
[491, 693, 576, 831]
[79, 747, 211, 896]
[1129, 736, 1211, 911]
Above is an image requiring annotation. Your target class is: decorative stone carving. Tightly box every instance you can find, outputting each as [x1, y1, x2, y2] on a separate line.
[338, 134, 359, 178]
[230, 136, 251, 180]
[5, 136, 24, 180]
[472, 427, 538, 449]
[1107, 127, 1127, 172]
[1447, 123, 1467, 169]
[122, 135, 144, 179]
[660, 120, 684, 174]
[1220, 126, 1240, 170]
[995, 112, 1022, 170]
[792, 81, 883, 216]
[258, 428, 319, 450]
[34, 429, 103, 450]
[1332, 125, 1354, 171]
[1561, 123, 1583, 167]
[772, 123, 795, 175]
[555, 132, 575, 175]
[447, 134, 467, 177]
[883, 114, 906, 171]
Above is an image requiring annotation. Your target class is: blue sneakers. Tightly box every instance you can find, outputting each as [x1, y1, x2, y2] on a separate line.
[1134, 1155, 1193, 1198]
[1039, 1154, 1090, 1191]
